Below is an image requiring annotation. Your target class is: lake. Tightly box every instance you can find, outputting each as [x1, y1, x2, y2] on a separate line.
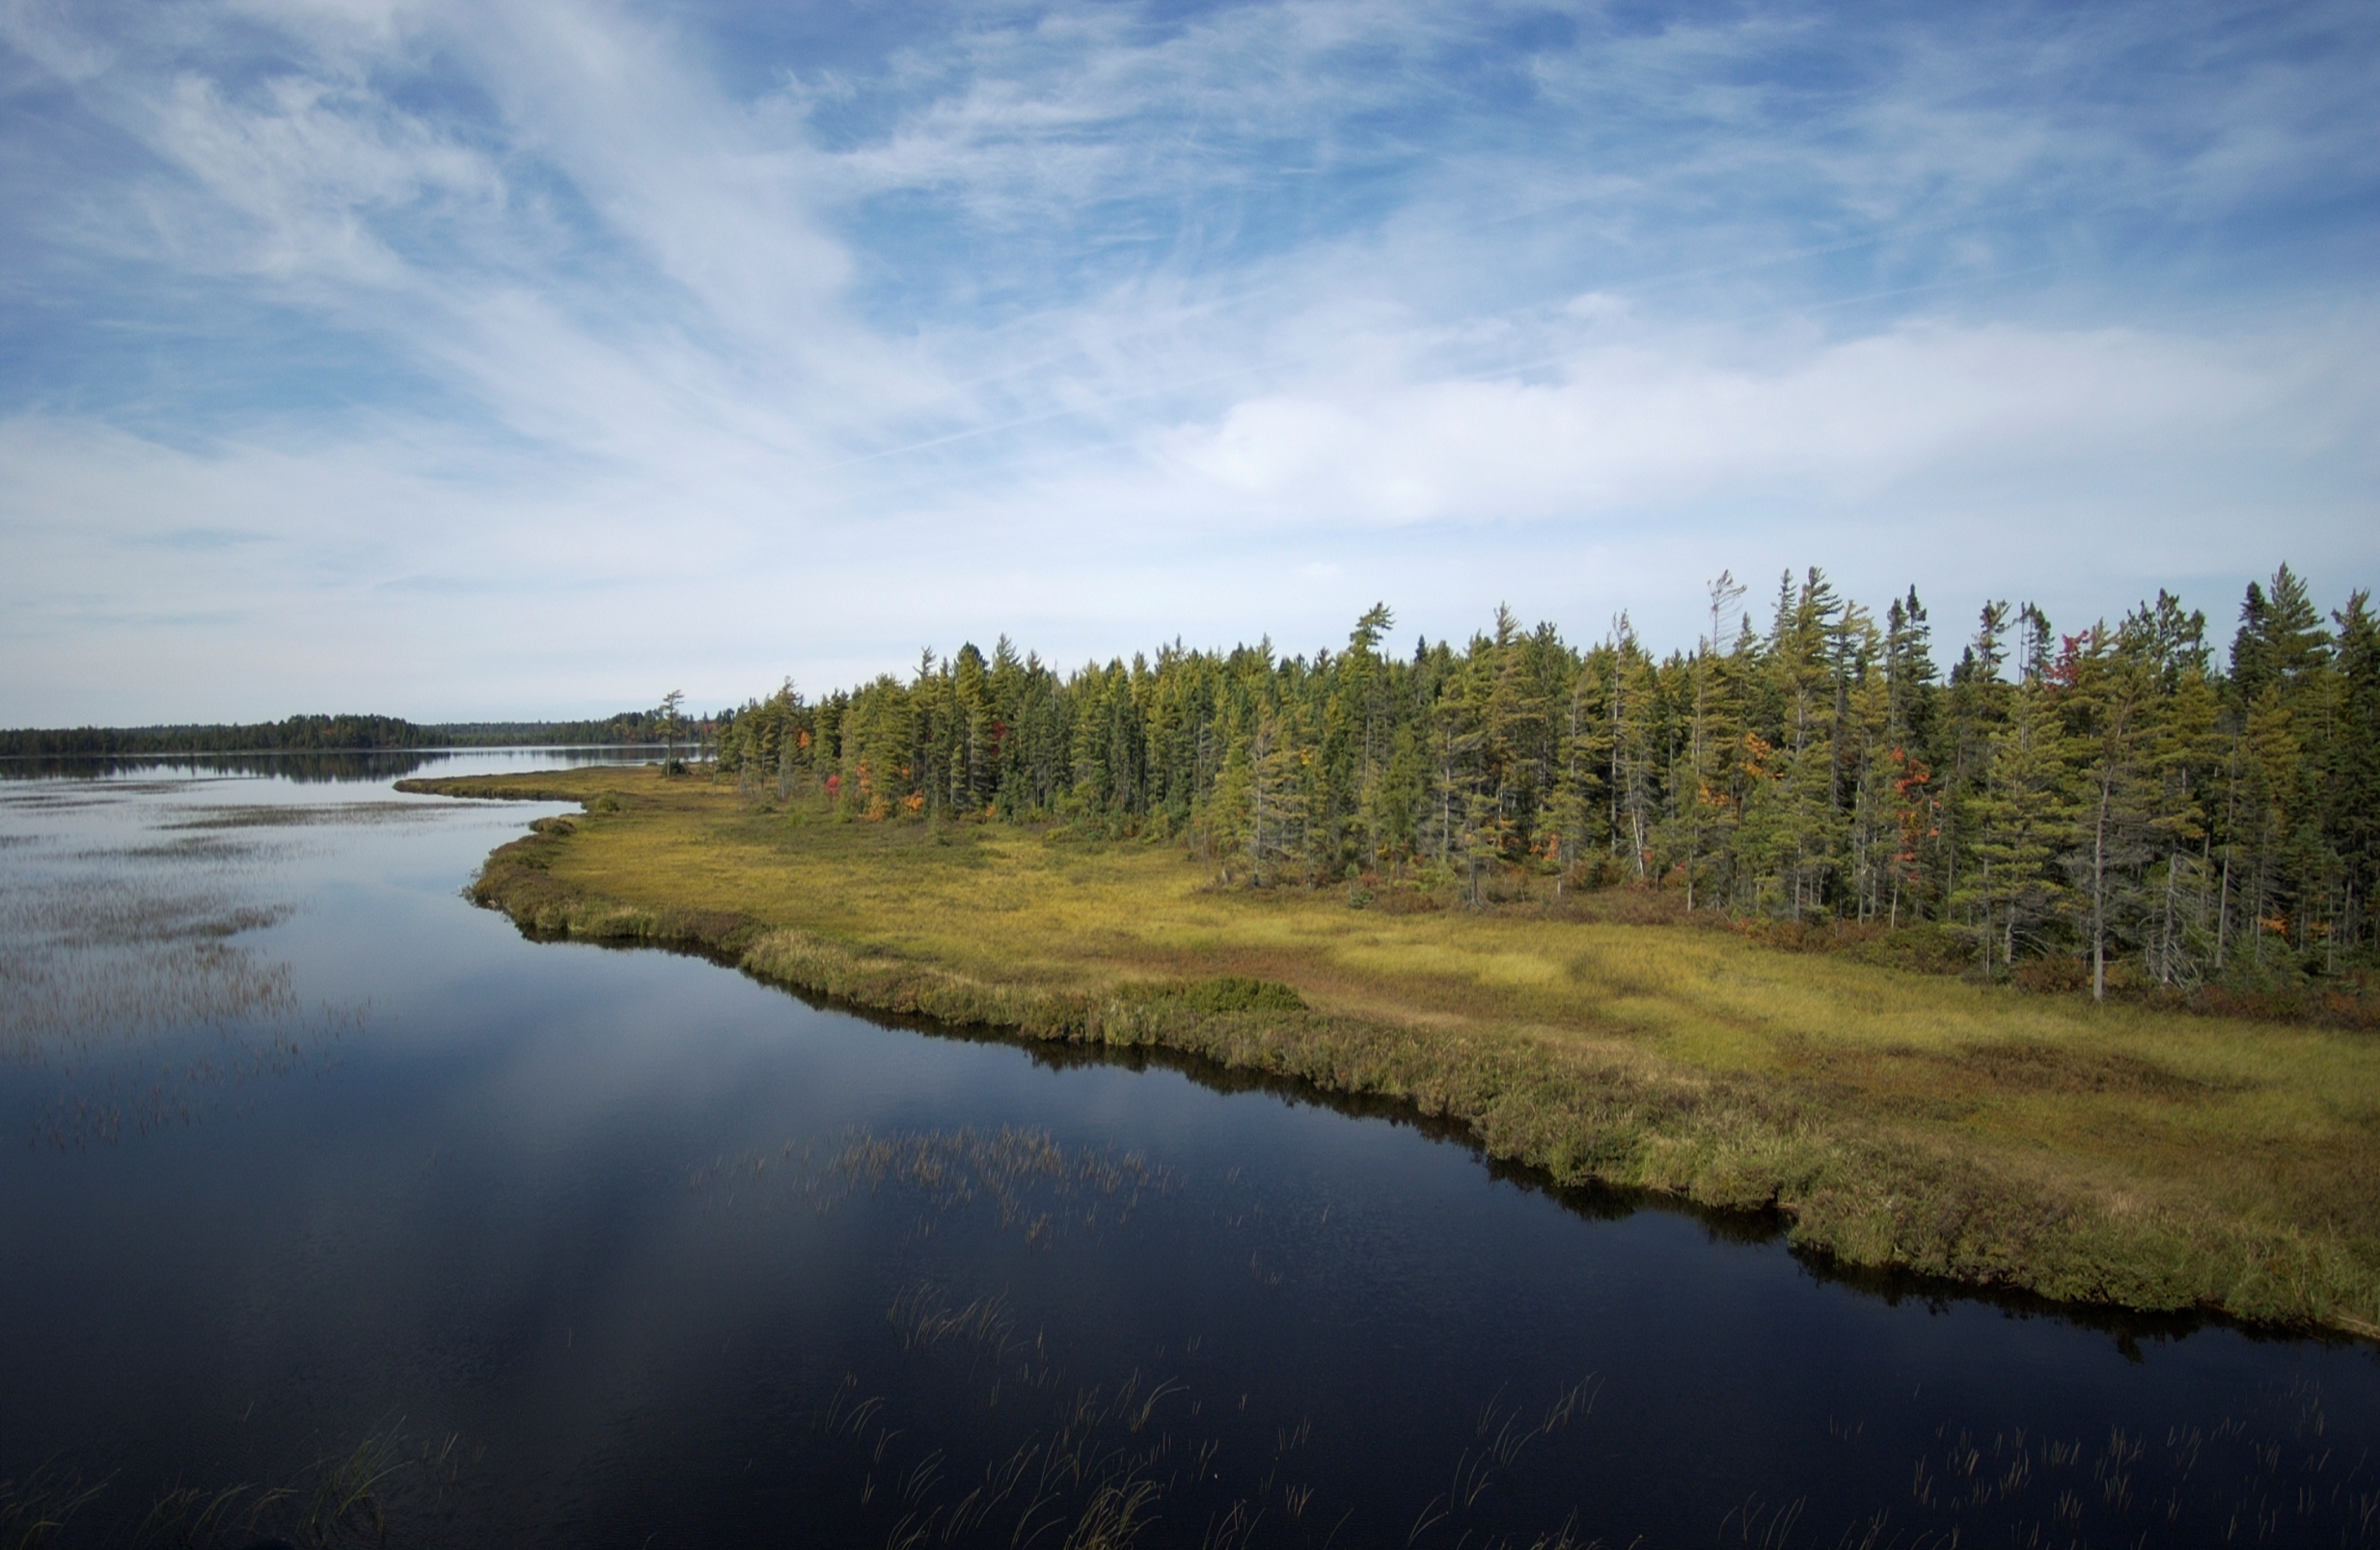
[3, 752, 2375, 1547]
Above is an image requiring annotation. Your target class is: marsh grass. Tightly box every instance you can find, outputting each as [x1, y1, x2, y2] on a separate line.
[0, 1465, 105, 1550]
[2, 931, 299, 1047]
[0, 802, 363, 1148]
[409, 767, 2380, 1331]
[688, 1126, 1177, 1253]
[0, 1420, 458, 1550]
[836, 1267, 1635, 1550]
[1409, 1378, 1600, 1544]
[294, 1425, 418, 1549]
[853, 1291, 2380, 1548]
[889, 1284, 1018, 1356]
[160, 802, 450, 832]
[833, 1127, 1173, 1241]
[126, 1484, 289, 1550]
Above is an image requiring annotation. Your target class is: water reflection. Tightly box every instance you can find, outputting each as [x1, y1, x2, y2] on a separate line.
[0, 784, 369, 1148]
[663, 1115, 2380, 1548]
[0, 745, 657, 783]
[4, 768, 2380, 1548]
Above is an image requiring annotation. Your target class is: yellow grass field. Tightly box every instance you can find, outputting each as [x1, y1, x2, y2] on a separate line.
[403, 765, 2380, 1335]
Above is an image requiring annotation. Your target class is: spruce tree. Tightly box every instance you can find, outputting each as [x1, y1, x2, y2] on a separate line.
[1958, 680, 2073, 978]
[2333, 593, 2380, 955]
[2063, 626, 2157, 1000]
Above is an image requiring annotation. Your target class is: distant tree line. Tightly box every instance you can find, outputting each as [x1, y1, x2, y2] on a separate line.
[712, 564, 2379, 996]
[0, 711, 673, 757]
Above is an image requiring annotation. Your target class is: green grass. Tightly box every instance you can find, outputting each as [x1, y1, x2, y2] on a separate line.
[400, 766, 2380, 1334]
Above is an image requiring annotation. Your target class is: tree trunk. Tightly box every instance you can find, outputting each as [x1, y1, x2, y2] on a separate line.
[2159, 852, 2178, 986]
[2092, 773, 2111, 1003]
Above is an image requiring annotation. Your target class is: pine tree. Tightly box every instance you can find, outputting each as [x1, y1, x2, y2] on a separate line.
[1255, 699, 1315, 885]
[790, 680, 818, 800]
[2230, 562, 2328, 708]
[1939, 602, 2012, 938]
[1204, 728, 1254, 884]
[1610, 632, 1660, 884]
[2062, 626, 2157, 1001]
[1338, 604, 1396, 870]
[1481, 606, 1550, 882]
[1957, 680, 2072, 978]
[2120, 599, 2223, 987]
[2237, 685, 2304, 970]
[1546, 650, 1611, 890]
[1680, 571, 1748, 910]
[1884, 587, 1937, 749]
[1762, 571, 1847, 917]
[1844, 666, 1895, 922]
[2333, 592, 2380, 956]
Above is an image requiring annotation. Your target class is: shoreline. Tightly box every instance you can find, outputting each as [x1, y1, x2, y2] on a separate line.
[400, 769, 2380, 1340]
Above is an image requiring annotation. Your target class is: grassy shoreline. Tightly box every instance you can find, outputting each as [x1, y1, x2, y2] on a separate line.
[400, 766, 2380, 1337]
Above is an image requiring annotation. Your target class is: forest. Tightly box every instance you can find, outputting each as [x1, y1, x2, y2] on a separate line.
[0, 711, 669, 757]
[710, 563, 2379, 1001]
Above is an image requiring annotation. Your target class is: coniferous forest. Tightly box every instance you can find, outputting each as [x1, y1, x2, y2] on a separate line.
[0, 711, 670, 758]
[711, 564, 2377, 1001]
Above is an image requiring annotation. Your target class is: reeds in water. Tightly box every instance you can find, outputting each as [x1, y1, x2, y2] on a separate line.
[686, 1126, 1177, 1247]
[0, 800, 366, 1149]
[0, 1420, 460, 1549]
[0, 1465, 105, 1550]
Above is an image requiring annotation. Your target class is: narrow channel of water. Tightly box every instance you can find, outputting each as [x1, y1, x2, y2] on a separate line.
[3, 753, 2375, 1547]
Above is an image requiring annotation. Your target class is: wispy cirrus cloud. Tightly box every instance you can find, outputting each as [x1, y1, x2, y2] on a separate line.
[0, 0, 2372, 721]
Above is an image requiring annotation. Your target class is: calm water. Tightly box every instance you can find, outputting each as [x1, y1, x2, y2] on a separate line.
[4, 754, 2377, 1547]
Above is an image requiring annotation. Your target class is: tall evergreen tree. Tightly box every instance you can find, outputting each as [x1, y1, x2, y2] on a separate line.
[1957, 680, 2073, 978]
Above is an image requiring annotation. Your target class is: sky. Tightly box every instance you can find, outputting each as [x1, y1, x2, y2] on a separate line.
[1, 0, 2374, 724]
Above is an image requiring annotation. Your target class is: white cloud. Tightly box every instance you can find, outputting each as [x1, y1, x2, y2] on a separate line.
[139, 68, 501, 286]
[0, 0, 2373, 721]
[1160, 318, 2350, 526]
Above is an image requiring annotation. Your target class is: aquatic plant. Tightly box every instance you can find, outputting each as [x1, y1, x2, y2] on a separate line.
[126, 1483, 287, 1549]
[0, 1421, 460, 1550]
[0, 1465, 104, 1550]
[0, 806, 366, 1149]
[681, 1126, 1179, 1248]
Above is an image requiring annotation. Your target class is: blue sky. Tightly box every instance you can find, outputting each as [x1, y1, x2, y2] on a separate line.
[1, 0, 2374, 722]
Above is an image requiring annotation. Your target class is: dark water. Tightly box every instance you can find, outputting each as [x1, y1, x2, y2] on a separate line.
[4, 755, 2377, 1548]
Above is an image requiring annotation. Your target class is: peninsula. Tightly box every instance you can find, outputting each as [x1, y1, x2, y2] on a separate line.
[406, 571, 2380, 1330]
